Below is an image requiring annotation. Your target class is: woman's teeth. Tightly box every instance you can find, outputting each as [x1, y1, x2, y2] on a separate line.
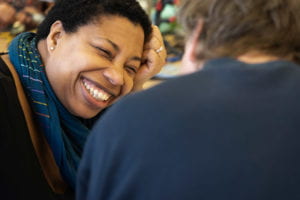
[83, 80, 111, 101]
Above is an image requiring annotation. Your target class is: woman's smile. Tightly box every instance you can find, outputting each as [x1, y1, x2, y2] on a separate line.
[82, 78, 112, 101]
[81, 77, 116, 109]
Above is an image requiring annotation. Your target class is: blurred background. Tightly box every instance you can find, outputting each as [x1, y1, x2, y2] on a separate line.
[0, 0, 54, 50]
[0, 0, 184, 79]
[141, 0, 184, 79]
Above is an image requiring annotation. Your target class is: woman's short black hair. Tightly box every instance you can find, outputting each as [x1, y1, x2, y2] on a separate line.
[36, 0, 152, 42]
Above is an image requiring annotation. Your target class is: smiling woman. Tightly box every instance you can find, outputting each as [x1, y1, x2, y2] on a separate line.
[40, 16, 146, 118]
[0, 0, 166, 199]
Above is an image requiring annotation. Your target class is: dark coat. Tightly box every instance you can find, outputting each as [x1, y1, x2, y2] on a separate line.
[0, 56, 74, 200]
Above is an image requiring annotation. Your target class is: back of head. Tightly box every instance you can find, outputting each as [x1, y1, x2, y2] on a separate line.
[178, 0, 300, 64]
[36, 0, 152, 42]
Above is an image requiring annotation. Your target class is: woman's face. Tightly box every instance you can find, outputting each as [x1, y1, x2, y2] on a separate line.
[44, 16, 145, 118]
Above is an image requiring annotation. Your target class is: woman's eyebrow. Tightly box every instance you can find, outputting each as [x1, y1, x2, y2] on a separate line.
[96, 37, 119, 52]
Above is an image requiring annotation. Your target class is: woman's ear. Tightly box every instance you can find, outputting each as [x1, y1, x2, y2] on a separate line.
[181, 19, 204, 75]
[46, 20, 65, 52]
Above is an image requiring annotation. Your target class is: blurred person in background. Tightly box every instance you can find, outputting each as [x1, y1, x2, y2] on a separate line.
[0, 2, 16, 31]
[0, 0, 54, 35]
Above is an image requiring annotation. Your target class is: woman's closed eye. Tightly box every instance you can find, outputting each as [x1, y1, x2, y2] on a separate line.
[125, 65, 138, 75]
[95, 46, 113, 60]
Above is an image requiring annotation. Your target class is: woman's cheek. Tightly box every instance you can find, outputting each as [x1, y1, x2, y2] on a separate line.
[123, 76, 135, 95]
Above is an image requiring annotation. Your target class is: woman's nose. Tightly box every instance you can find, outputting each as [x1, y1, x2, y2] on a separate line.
[103, 66, 124, 86]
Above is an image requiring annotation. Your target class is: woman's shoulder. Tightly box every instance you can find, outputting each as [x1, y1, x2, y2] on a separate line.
[0, 54, 12, 78]
[0, 54, 17, 104]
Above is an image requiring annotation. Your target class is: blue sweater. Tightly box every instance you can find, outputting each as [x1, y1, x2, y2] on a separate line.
[77, 58, 300, 200]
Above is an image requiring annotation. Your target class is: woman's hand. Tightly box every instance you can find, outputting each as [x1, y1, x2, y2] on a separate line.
[133, 25, 167, 91]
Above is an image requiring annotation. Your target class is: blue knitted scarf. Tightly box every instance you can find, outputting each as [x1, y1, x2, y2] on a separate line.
[8, 32, 90, 189]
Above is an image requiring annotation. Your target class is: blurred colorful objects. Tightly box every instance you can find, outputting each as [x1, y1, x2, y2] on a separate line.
[153, 0, 180, 34]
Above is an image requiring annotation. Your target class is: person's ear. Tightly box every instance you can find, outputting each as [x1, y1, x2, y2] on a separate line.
[46, 20, 65, 52]
[185, 19, 204, 63]
[181, 19, 204, 74]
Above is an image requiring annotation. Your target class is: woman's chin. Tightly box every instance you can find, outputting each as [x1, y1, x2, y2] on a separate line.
[75, 107, 103, 119]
